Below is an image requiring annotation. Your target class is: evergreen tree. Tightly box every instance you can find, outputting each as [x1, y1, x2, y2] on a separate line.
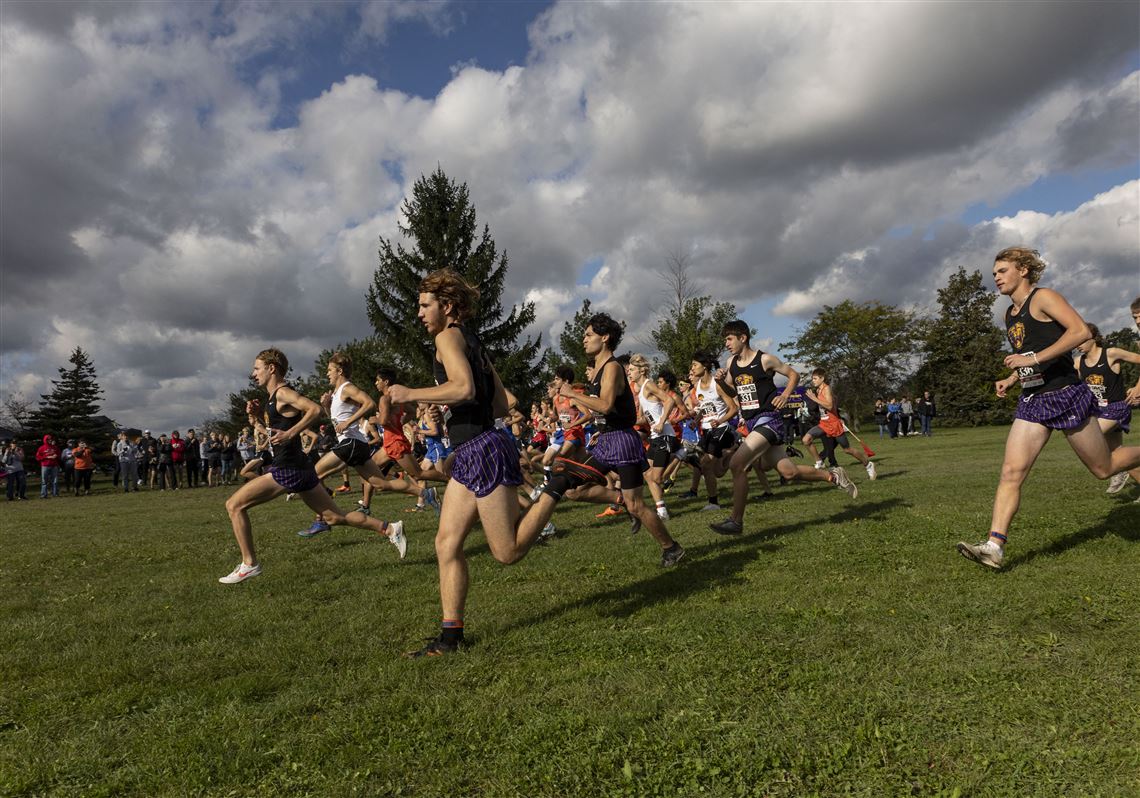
[29, 348, 117, 449]
[365, 167, 543, 403]
[650, 296, 738, 376]
[913, 267, 1013, 425]
[553, 298, 595, 378]
[781, 300, 914, 427]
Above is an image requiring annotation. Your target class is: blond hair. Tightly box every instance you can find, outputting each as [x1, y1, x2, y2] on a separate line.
[995, 246, 1046, 284]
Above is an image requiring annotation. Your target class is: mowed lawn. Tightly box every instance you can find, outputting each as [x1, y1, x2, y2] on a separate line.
[2, 427, 1138, 797]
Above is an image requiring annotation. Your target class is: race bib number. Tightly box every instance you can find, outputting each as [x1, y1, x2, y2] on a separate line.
[559, 413, 572, 426]
[698, 399, 717, 423]
[736, 382, 759, 412]
[1016, 352, 1044, 389]
[1086, 382, 1108, 407]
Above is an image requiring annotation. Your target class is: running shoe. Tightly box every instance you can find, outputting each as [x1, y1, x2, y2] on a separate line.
[529, 485, 545, 502]
[709, 518, 743, 535]
[678, 490, 698, 500]
[538, 521, 556, 540]
[700, 503, 721, 512]
[660, 543, 686, 567]
[829, 467, 858, 498]
[421, 486, 441, 513]
[218, 562, 261, 584]
[297, 519, 331, 538]
[865, 461, 877, 481]
[785, 446, 803, 459]
[387, 521, 407, 559]
[656, 506, 670, 520]
[1106, 472, 1130, 494]
[356, 501, 372, 517]
[597, 504, 625, 518]
[335, 485, 352, 494]
[813, 459, 825, 469]
[630, 514, 642, 535]
[285, 493, 295, 502]
[404, 504, 425, 513]
[752, 492, 774, 501]
[661, 479, 674, 493]
[956, 539, 1003, 570]
[404, 634, 462, 658]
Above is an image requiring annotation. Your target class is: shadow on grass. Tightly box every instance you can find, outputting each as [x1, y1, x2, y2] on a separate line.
[1006, 504, 1140, 571]
[499, 498, 906, 630]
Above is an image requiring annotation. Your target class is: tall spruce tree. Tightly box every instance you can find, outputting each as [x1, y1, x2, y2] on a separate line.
[914, 267, 1013, 425]
[365, 167, 542, 403]
[30, 348, 117, 448]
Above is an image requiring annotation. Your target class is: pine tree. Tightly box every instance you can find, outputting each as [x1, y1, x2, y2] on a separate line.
[365, 167, 542, 402]
[914, 267, 1013, 425]
[553, 298, 594, 378]
[29, 348, 117, 448]
[650, 296, 738, 376]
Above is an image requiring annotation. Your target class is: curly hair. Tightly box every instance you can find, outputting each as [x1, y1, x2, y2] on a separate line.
[994, 246, 1046, 284]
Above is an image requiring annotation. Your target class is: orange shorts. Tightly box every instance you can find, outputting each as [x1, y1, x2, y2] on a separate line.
[383, 432, 411, 461]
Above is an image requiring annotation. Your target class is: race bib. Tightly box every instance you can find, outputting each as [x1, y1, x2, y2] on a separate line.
[1086, 382, 1108, 407]
[736, 382, 759, 412]
[559, 413, 572, 426]
[698, 399, 717, 422]
[1016, 352, 1044, 389]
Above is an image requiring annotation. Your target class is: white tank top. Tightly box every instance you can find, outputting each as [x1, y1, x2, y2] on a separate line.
[692, 375, 728, 431]
[638, 380, 675, 438]
[330, 383, 367, 442]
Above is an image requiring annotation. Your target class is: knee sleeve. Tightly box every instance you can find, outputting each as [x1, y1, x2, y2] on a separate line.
[542, 472, 574, 501]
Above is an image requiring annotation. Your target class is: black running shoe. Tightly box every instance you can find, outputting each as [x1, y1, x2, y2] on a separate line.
[660, 543, 686, 567]
[403, 635, 462, 659]
[630, 514, 642, 535]
[785, 446, 803, 459]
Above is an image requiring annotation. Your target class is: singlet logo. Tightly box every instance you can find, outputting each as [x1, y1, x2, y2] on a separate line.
[1085, 374, 1104, 387]
[1007, 322, 1026, 351]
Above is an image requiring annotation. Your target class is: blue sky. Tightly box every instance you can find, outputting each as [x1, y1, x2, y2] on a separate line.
[1, 1, 1137, 430]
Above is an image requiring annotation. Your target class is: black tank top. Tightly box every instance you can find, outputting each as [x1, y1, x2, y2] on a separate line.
[587, 357, 636, 431]
[1004, 288, 1079, 396]
[729, 351, 779, 420]
[1077, 348, 1125, 406]
[266, 386, 309, 469]
[432, 324, 496, 447]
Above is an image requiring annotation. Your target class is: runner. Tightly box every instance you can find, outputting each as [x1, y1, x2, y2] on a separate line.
[1074, 324, 1140, 495]
[390, 270, 560, 657]
[709, 321, 858, 535]
[294, 353, 411, 539]
[688, 351, 739, 511]
[219, 348, 406, 584]
[549, 314, 686, 562]
[628, 354, 678, 520]
[803, 368, 876, 480]
[957, 248, 1140, 569]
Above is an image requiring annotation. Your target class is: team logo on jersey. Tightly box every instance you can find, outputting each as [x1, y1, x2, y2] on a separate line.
[1007, 322, 1026, 351]
[1085, 374, 1104, 387]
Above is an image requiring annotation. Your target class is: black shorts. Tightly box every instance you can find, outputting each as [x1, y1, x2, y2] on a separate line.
[647, 436, 680, 468]
[332, 437, 372, 467]
[699, 426, 737, 458]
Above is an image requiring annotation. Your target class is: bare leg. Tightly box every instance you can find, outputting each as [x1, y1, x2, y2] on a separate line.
[224, 473, 287, 566]
[989, 419, 1052, 539]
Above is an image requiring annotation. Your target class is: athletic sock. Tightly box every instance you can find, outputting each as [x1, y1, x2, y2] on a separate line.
[543, 466, 552, 483]
[655, 500, 666, 510]
[441, 619, 464, 645]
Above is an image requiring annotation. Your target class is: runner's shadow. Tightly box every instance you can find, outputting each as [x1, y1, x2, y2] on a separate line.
[1005, 505, 1140, 571]
[500, 498, 906, 631]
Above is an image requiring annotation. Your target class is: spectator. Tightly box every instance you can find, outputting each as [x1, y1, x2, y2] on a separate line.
[916, 392, 937, 437]
[112, 431, 139, 493]
[140, 430, 159, 488]
[35, 434, 61, 498]
[874, 398, 888, 438]
[184, 429, 201, 488]
[900, 395, 914, 436]
[60, 439, 76, 491]
[220, 434, 237, 485]
[4, 440, 27, 500]
[157, 433, 176, 490]
[198, 433, 210, 484]
[206, 432, 223, 486]
[236, 427, 254, 467]
[886, 397, 901, 439]
[73, 440, 96, 495]
[171, 430, 186, 487]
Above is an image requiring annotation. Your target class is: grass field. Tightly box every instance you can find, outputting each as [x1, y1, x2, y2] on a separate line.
[2, 427, 1138, 797]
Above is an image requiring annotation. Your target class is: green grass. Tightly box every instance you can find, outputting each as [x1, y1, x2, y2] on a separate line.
[2, 427, 1138, 797]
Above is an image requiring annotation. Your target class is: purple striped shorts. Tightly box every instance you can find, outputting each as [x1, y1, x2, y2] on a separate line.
[591, 428, 647, 471]
[451, 427, 522, 498]
[269, 466, 320, 492]
[1014, 382, 1096, 430]
[746, 413, 784, 440]
[1093, 400, 1132, 433]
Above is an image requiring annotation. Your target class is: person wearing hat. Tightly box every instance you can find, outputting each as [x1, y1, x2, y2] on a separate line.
[72, 440, 95, 495]
[4, 439, 27, 500]
[60, 439, 76, 491]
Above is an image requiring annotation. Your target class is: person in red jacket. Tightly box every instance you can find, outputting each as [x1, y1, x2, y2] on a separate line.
[170, 430, 186, 488]
[35, 434, 61, 498]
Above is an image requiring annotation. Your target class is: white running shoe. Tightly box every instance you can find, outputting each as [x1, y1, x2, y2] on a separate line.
[813, 459, 824, 469]
[829, 466, 858, 498]
[529, 485, 544, 502]
[387, 521, 407, 559]
[957, 539, 1003, 570]
[285, 493, 295, 502]
[539, 521, 556, 539]
[865, 461, 877, 481]
[700, 503, 721, 512]
[656, 506, 670, 520]
[1106, 472, 1130, 494]
[219, 562, 261, 584]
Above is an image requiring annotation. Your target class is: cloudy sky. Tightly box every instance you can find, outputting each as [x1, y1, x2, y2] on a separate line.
[1, 0, 1138, 432]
